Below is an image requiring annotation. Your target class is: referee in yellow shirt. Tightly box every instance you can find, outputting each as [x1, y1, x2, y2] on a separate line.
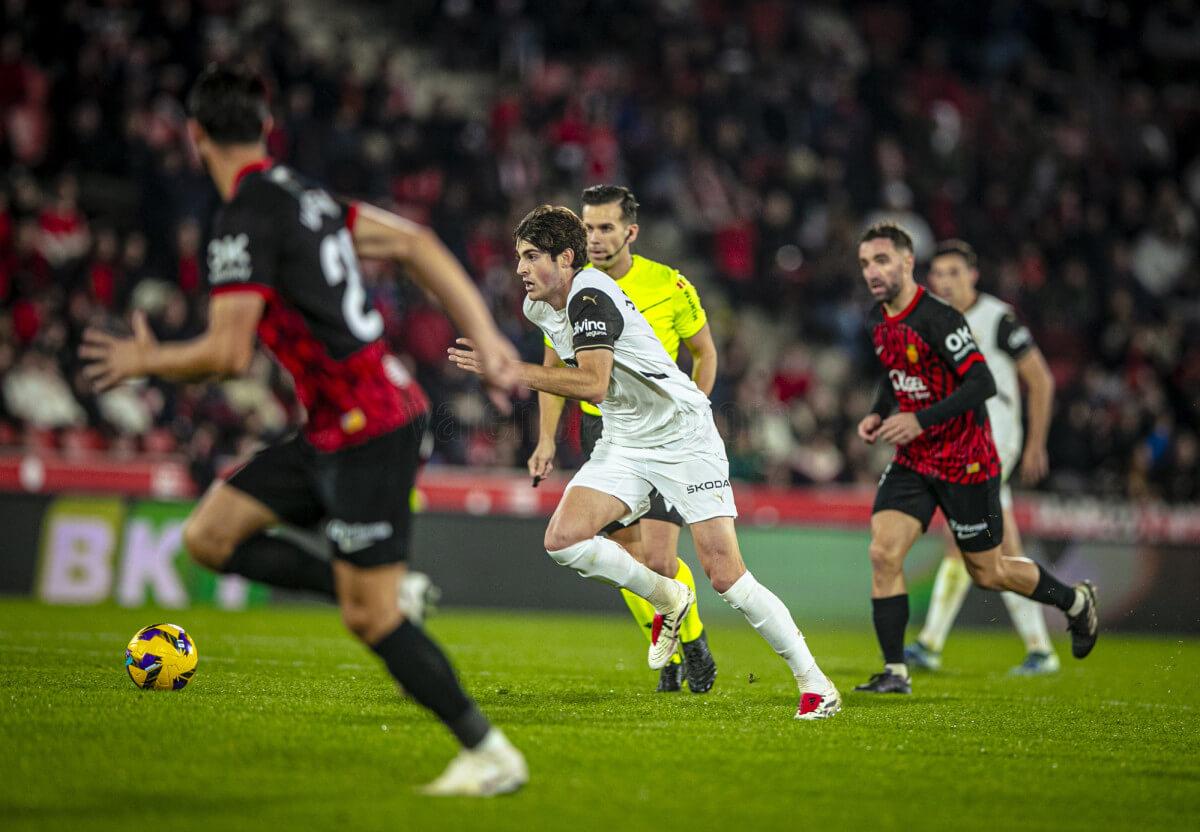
[527, 185, 719, 693]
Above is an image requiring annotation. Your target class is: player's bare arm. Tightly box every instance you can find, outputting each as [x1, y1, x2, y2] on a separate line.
[683, 324, 718, 396]
[351, 203, 518, 393]
[451, 338, 613, 404]
[80, 293, 263, 391]
[1017, 346, 1054, 484]
[529, 343, 567, 478]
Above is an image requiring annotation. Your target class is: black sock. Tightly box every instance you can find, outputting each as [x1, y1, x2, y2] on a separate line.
[370, 620, 492, 749]
[1028, 565, 1077, 613]
[221, 533, 336, 598]
[872, 594, 909, 665]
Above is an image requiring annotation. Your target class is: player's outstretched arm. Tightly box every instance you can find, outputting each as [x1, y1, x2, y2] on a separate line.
[80, 293, 263, 391]
[529, 344, 566, 478]
[1017, 346, 1055, 484]
[350, 202, 517, 393]
[450, 339, 613, 404]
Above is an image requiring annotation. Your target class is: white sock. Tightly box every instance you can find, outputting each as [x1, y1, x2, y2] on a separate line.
[721, 571, 825, 689]
[644, 574, 686, 614]
[918, 557, 971, 653]
[1067, 588, 1086, 617]
[474, 727, 508, 754]
[546, 536, 680, 613]
[1001, 589, 1053, 654]
[885, 662, 910, 680]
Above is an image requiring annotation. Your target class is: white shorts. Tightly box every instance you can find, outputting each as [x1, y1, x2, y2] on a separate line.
[998, 441, 1020, 512]
[566, 417, 737, 525]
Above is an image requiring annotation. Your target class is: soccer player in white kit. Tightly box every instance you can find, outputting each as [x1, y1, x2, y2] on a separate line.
[905, 240, 1061, 675]
[450, 205, 840, 719]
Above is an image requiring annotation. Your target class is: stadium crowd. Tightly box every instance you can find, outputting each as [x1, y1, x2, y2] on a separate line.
[0, 0, 1197, 503]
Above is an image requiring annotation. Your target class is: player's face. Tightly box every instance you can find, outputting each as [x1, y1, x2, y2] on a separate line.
[516, 240, 565, 301]
[582, 202, 637, 266]
[858, 239, 912, 303]
[928, 255, 977, 310]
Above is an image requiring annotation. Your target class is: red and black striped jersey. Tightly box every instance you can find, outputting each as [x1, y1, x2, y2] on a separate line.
[868, 286, 999, 484]
[208, 160, 428, 452]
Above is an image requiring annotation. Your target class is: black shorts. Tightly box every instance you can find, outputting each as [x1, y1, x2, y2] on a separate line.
[872, 462, 1003, 553]
[226, 415, 427, 567]
[580, 412, 683, 534]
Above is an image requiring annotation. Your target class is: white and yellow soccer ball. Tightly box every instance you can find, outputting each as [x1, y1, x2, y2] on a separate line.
[124, 623, 199, 691]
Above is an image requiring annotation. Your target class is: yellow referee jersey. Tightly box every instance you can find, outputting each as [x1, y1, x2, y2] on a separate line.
[545, 255, 708, 416]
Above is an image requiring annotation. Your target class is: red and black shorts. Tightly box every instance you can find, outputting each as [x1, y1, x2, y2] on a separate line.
[226, 414, 428, 567]
[580, 412, 684, 535]
[872, 462, 1003, 553]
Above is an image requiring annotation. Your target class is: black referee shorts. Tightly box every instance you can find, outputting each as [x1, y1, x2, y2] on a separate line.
[579, 411, 684, 534]
[872, 462, 1003, 553]
[226, 415, 427, 567]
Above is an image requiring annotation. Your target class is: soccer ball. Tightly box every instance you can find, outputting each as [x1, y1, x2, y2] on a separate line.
[124, 623, 199, 691]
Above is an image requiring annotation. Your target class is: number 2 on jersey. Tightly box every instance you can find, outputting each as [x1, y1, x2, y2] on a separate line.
[320, 229, 384, 341]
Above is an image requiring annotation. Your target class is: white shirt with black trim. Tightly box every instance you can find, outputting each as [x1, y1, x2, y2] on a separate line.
[965, 292, 1035, 456]
[524, 267, 711, 448]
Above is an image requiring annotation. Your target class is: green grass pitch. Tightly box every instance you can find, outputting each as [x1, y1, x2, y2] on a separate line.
[1, 599, 1197, 831]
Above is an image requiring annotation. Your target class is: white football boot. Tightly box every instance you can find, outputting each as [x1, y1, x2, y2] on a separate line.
[398, 571, 441, 625]
[648, 582, 694, 670]
[420, 729, 528, 797]
[794, 676, 842, 721]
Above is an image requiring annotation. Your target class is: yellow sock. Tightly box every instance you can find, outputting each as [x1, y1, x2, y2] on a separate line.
[620, 588, 682, 664]
[674, 558, 705, 643]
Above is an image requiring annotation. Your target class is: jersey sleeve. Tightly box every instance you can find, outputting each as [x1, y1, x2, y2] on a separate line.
[671, 273, 708, 340]
[931, 308, 986, 377]
[568, 289, 624, 352]
[207, 185, 284, 298]
[995, 311, 1035, 361]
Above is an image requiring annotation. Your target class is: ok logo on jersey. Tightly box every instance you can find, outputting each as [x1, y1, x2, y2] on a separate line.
[944, 325, 977, 362]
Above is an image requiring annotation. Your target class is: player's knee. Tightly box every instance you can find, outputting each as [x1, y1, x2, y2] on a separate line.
[339, 602, 374, 641]
[544, 521, 589, 554]
[340, 599, 400, 644]
[707, 568, 740, 594]
[545, 538, 590, 568]
[695, 546, 740, 592]
[868, 541, 903, 576]
[182, 517, 233, 570]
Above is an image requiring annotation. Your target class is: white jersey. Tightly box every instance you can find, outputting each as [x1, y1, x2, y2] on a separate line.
[524, 267, 711, 448]
[964, 293, 1035, 461]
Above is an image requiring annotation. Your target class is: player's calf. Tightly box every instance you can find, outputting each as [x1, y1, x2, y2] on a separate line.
[960, 551, 1009, 592]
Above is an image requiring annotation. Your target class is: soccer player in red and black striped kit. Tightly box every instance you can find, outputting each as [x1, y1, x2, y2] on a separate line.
[853, 223, 1098, 694]
[80, 65, 527, 795]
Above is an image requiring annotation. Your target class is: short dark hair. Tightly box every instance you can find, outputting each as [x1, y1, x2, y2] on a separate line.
[859, 222, 914, 253]
[581, 184, 639, 223]
[187, 64, 269, 144]
[514, 205, 588, 270]
[933, 238, 978, 269]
